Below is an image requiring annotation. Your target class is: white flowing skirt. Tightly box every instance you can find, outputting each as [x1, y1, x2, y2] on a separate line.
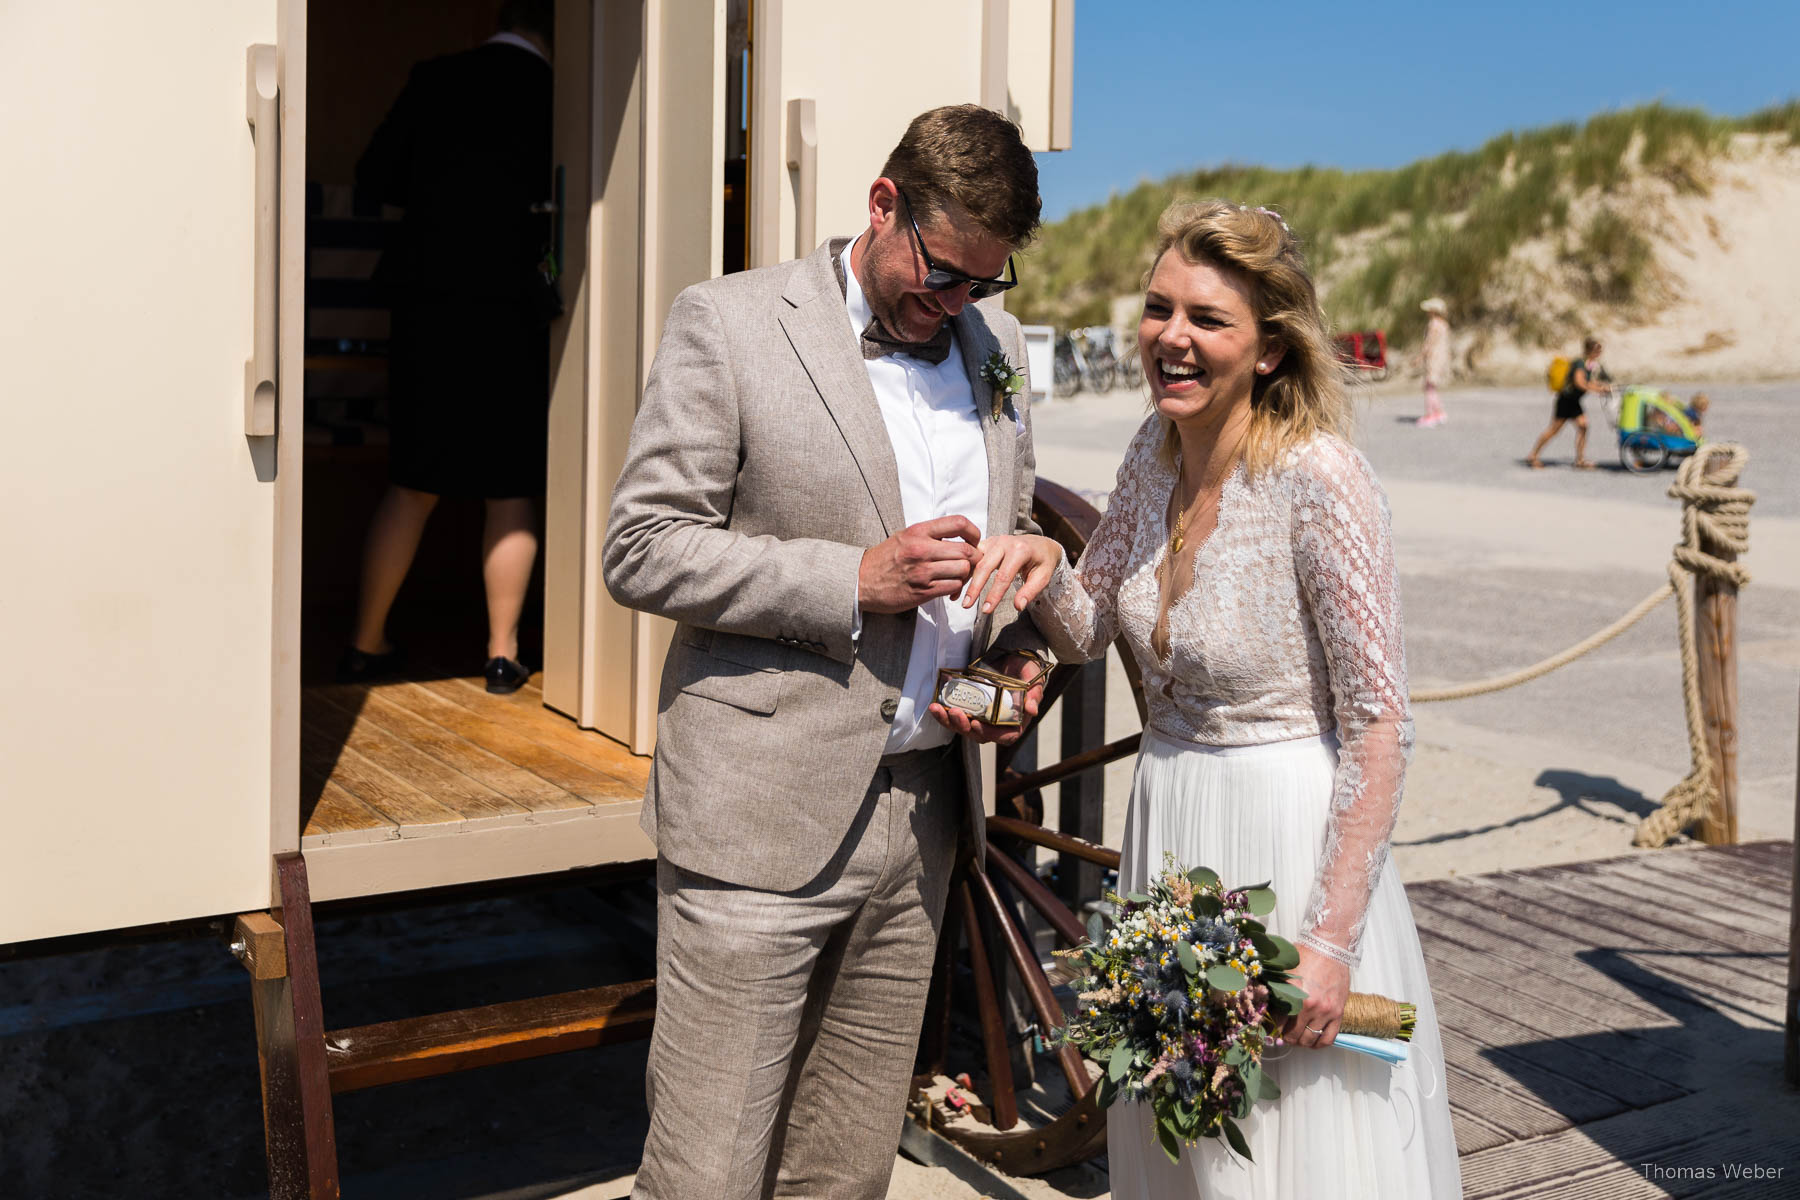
[1106, 729, 1463, 1200]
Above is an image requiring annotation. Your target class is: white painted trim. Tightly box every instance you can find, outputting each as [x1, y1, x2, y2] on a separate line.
[302, 803, 653, 902]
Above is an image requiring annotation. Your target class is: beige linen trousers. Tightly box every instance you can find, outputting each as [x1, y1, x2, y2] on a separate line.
[603, 238, 1044, 1198]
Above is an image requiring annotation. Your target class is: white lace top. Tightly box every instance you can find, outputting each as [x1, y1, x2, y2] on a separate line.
[1032, 416, 1413, 960]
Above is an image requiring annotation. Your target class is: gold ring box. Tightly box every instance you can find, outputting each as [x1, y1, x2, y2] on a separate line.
[933, 649, 1050, 728]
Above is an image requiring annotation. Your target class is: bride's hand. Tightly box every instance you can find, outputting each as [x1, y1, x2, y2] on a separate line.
[962, 534, 1063, 614]
[1283, 946, 1350, 1049]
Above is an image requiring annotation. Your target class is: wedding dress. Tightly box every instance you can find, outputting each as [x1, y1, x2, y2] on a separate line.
[1030, 416, 1462, 1200]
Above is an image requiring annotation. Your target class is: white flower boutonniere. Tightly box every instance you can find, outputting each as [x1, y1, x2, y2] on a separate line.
[979, 352, 1024, 424]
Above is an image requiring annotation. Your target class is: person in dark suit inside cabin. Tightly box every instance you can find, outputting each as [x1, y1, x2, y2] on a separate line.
[339, 0, 556, 694]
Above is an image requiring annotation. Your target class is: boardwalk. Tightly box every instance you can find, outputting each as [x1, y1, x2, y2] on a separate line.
[1414, 840, 1798, 1198]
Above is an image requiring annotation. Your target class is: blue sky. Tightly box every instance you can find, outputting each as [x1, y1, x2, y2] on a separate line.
[1038, 0, 1800, 221]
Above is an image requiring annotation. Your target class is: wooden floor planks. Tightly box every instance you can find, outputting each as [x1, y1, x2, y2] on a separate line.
[300, 673, 651, 846]
[1415, 841, 1798, 1200]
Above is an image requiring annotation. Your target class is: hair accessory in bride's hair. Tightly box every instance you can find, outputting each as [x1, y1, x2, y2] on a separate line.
[1241, 204, 1292, 237]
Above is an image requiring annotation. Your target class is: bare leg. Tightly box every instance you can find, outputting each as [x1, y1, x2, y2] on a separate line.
[1422, 383, 1446, 425]
[351, 484, 440, 654]
[1573, 414, 1593, 466]
[1527, 418, 1566, 467]
[483, 497, 538, 662]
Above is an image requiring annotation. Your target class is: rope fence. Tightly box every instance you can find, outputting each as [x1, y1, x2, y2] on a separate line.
[1407, 442, 1755, 848]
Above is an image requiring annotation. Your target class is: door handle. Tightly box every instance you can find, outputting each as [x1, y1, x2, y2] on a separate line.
[245, 44, 278, 438]
[786, 98, 816, 262]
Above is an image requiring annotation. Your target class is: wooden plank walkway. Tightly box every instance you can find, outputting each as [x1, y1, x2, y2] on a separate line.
[1414, 840, 1800, 1198]
[300, 674, 650, 846]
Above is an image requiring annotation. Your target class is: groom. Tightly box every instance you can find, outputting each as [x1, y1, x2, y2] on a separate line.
[603, 105, 1046, 1198]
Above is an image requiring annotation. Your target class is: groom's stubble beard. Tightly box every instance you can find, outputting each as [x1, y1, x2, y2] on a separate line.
[861, 225, 944, 342]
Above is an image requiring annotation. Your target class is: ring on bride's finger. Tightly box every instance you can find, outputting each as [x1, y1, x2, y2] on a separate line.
[1305, 1025, 1325, 1034]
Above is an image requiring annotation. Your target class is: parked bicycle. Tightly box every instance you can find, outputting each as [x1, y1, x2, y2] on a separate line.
[1072, 326, 1119, 393]
[1053, 332, 1084, 392]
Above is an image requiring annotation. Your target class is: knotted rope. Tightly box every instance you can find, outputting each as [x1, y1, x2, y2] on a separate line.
[1408, 443, 1753, 846]
[1633, 443, 1753, 847]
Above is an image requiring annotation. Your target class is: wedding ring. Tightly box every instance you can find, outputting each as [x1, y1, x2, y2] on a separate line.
[1305, 1025, 1325, 1034]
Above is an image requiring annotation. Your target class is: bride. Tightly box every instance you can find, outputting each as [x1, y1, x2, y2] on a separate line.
[969, 201, 1462, 1198]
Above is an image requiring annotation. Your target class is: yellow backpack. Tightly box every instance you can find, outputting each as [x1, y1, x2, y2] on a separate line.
[1547, 356, 1572, 393]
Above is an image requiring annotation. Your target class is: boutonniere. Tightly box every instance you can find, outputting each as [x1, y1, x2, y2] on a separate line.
[978, 351, 1024, 424]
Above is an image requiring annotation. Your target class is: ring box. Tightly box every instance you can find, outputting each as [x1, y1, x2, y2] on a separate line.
[932, 650, 1048, 728]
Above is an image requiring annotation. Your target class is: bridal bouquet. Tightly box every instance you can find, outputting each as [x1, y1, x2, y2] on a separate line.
[1058, 856, 1414, 1163]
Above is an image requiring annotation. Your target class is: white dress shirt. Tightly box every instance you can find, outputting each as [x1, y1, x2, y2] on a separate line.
[840, 240, 990, 754]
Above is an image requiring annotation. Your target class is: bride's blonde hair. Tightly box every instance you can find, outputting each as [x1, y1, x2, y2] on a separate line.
[1147, 201, 1350, 475]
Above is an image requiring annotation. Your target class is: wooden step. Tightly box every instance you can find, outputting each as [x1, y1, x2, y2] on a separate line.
[325, 978, 656, 1094]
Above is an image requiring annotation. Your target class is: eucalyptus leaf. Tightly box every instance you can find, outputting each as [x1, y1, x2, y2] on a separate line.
[1086, 911, 1105, 945]
[1193, 894, 1223, 918]
[1206, 964, 1247, 992]
[1221, 1116, 1254, 1162]
[1263, 935, 1301, 970]
[1108, 1042, 1134, 1083]
[1243, 887, 1276, 916]
[1124, 891, 1153, 905]
[1186, 866, 1221, 889]
[1258, 1071, 1282, 1102]
[1267, 979, 1307, 1009]
[1223, 1044, 1249, 1068]
[1176, 940, 1199, 976]
[1095, 1072, 1119, 1109]
[1156, 1114, 1182, 1163]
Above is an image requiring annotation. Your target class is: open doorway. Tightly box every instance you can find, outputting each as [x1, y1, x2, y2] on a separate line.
[300, 0, 555, 695]
[296, 0, 743, 857]
[297, 0, 571, 851]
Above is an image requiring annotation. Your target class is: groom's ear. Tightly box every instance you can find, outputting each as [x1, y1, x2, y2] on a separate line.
[868, 178, 901, 230]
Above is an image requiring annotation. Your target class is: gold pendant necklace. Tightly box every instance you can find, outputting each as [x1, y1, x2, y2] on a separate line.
[1169, 458, 1197, 556]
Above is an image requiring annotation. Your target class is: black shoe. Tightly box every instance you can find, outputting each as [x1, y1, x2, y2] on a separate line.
[336, 645, 404, 684]
[484, 655, 531, 695]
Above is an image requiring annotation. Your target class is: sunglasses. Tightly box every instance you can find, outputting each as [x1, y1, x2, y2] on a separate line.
[897, 188, 1018, 300]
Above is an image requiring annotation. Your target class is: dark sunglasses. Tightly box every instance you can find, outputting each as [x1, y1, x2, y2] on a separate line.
[896, 188, 1018, 300]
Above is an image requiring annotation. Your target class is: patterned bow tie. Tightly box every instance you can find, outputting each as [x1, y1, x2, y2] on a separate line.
[859, 318, 953, 364]
[832, 249, 954, 364]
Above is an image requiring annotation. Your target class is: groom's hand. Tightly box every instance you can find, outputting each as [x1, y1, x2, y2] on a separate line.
[859, 516, 983, 614]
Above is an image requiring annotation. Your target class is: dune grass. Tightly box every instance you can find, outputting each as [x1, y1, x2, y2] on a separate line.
[1012, 101, 1793, 345]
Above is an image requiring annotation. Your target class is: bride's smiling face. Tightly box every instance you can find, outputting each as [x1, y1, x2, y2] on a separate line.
[1139, 252, 1282, 429]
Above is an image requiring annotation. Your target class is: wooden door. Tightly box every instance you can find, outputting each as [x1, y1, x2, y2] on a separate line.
[0, 0, 306, 942]
[543, 0, 723, 754]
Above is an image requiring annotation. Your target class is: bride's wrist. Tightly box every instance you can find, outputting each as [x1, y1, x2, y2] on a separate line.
[1296, 930, 1359, 969]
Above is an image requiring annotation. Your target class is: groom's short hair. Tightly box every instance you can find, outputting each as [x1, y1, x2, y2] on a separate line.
[880, 105, 1041, 249]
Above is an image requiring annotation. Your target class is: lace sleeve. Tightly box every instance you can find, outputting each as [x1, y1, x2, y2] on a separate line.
[1030, 416, 1165, 664]
[1289, 439, 1413, 965]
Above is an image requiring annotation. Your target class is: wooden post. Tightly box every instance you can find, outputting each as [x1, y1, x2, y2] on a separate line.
[1694, 477, 1741, 846]
[240, 854, 340, 1199]
[1057, 658, 1108, 906]
[1786, 685, 1799, 1089]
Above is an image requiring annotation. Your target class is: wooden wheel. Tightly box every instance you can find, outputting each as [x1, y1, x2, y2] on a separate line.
[913, 480, 1146, 1175]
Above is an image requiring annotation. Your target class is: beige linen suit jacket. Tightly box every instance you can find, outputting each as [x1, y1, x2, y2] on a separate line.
[602, 238, 1042, 892]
